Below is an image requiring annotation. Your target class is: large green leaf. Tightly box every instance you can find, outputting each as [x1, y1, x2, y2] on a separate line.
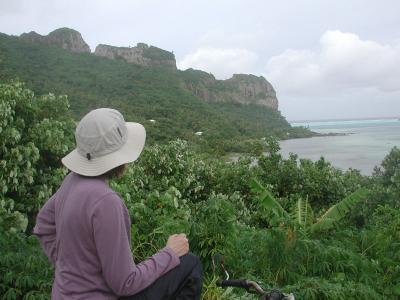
[310, 188, 369, 233]
[250, 179, 288, 219]
[292, 197, 314, 229]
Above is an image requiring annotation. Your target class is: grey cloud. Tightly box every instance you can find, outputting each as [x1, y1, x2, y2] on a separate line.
[265, 31, 400, 95]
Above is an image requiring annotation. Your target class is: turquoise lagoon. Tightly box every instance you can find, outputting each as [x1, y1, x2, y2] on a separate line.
[280, 118, 400, 175]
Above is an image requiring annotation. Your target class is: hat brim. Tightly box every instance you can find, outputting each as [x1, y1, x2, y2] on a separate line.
[61, 122, 146, 176]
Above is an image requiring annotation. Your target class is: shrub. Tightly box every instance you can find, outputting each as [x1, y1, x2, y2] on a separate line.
[0, 81, 74, 231]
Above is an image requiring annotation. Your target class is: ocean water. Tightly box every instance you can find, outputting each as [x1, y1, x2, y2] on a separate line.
[280, 118, 400, 175]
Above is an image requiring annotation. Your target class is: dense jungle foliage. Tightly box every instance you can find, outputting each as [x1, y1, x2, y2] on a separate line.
[1, 82, 399, 299]
[0, 33, 312, 155]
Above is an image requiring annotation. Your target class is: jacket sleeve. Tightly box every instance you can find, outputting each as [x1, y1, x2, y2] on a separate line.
[33, 193, 57, 266]
[92, 193, 180, 296]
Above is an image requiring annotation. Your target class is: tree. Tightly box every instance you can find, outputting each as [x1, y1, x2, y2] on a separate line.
[0, 81, 75, 232]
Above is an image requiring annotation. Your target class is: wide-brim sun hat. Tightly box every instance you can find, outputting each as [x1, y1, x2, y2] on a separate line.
[62, 108, 146, 176]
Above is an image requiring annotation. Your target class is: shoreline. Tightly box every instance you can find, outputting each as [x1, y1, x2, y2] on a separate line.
[282, 130, 349, 141]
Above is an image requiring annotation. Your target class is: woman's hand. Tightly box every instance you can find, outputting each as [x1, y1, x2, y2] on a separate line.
[166, 233, 189, 257]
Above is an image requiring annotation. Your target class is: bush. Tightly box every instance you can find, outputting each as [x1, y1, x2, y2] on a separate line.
[0, 232, 52, 299]
[0, 82, 74, 232]
[258, 138, 366, 212]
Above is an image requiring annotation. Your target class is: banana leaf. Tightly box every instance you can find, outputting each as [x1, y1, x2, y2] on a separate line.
[310, 188, 369, 233]
[250, 179, 288, 219]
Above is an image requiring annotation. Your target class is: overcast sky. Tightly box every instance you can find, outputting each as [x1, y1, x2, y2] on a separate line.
[1, 0, 399, 121]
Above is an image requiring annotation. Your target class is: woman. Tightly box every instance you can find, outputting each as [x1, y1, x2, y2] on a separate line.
[34, 108, 202, 299]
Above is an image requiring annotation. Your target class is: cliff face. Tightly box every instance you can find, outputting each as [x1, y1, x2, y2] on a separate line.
[94, 43, 176, 70]
[182, 70, 278, 110]
[20, 28, 91, 53]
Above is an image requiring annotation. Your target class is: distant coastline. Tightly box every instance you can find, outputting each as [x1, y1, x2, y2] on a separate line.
[290, 118, 400, 130]
[289, 116, 400, 123]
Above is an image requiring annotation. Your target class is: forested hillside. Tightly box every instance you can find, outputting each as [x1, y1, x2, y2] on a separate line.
[0, 33, 310, 153]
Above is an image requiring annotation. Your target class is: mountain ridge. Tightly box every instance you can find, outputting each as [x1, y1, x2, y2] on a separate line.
[17, 27, 278, 110]
[0, 30, 311, 152]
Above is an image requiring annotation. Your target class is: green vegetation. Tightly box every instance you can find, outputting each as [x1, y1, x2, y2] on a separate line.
[141, 44, 175, 61]
[0, 32, 309, 154]
[1, 82, 399, 299]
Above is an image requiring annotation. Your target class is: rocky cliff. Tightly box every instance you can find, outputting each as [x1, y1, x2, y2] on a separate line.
[94, 43, 176, 69]
[20, 28, 91, 53]
[182, 69, 278, 110]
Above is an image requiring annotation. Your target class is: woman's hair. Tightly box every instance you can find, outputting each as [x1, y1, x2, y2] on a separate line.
[101, 164, 127, 179]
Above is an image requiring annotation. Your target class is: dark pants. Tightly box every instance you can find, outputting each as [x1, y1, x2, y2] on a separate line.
[119, 253, 202, 300]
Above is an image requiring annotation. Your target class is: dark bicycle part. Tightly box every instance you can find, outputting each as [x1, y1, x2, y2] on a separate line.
[218, 279, 249, 289]
[217, 279, 264, 294]
[213, 254, 294, 299]
[218, 279, 294, 300]
[212, 253, 230, 280]
[265, 290, 285, 300]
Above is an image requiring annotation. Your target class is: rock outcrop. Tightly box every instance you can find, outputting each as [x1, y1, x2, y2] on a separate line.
[94, 43, 176, 70]
[182, 69, 278, 110]
[20, 28, 91, 53]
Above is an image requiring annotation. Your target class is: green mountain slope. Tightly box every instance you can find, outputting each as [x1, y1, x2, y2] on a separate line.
[0, 33, 308, 152]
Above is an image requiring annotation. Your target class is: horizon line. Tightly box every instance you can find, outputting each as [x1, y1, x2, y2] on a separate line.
[289, 116, 400, 123]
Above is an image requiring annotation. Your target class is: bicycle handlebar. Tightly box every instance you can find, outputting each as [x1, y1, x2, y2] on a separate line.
[217, 279, 295, 300]
[217, 279, 265, 294]
[218, 279, 249, 288]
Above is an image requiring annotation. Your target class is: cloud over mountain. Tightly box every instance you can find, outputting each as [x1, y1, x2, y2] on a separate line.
[178, 47, 258, 79]
[265, 30, 400, 96]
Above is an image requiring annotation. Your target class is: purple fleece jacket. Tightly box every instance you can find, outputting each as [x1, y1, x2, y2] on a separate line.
[33, 172, 180, 299]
